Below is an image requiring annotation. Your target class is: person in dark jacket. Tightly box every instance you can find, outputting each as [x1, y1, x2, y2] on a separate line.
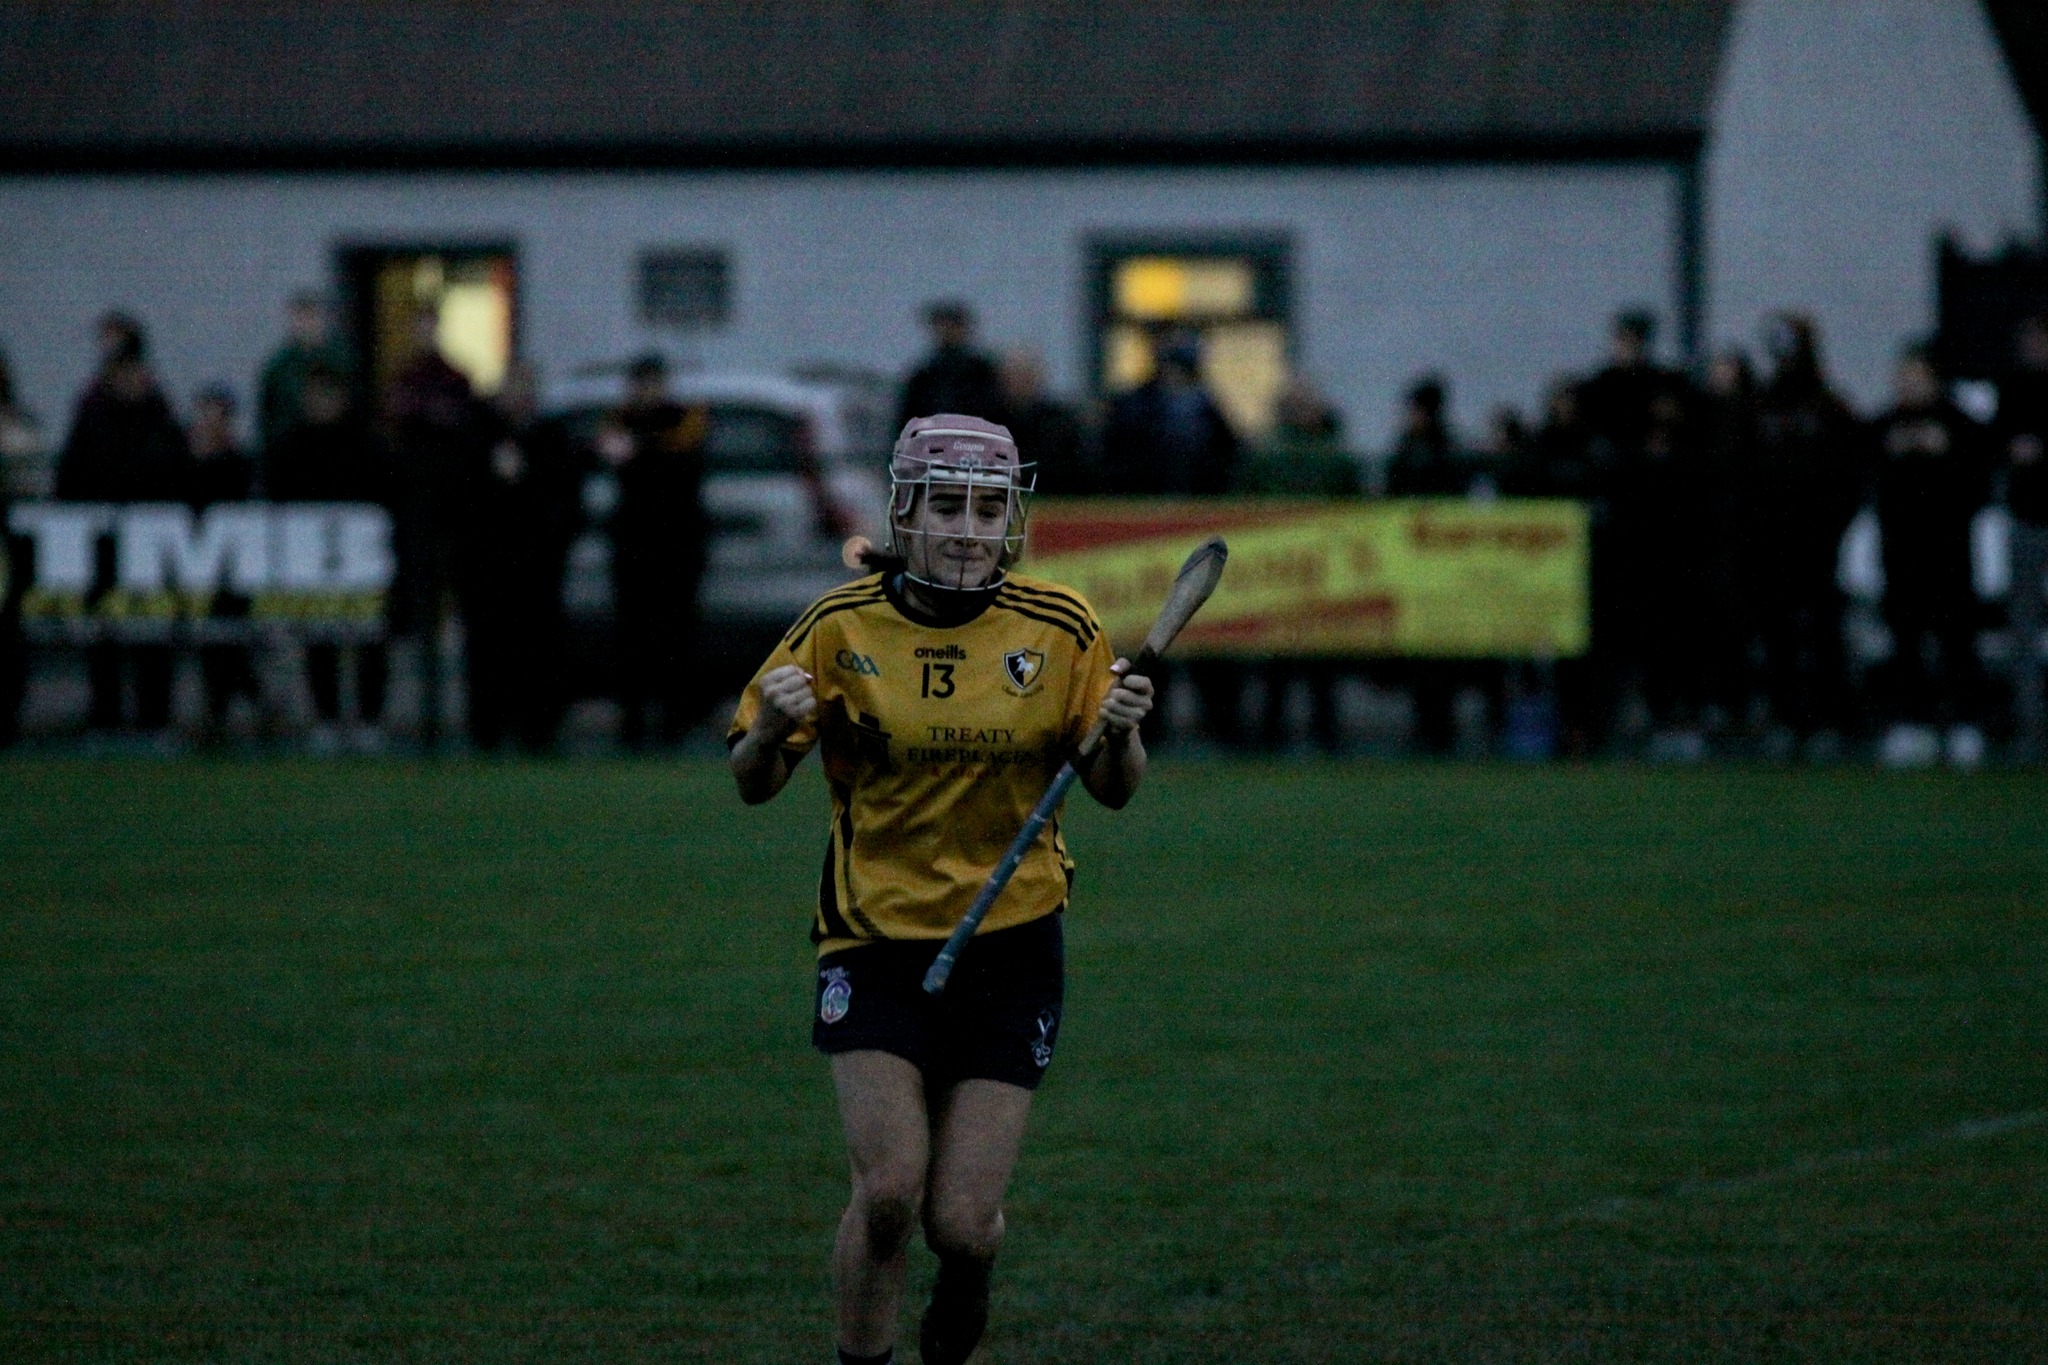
[458, 361, 579, 753]
[601, 353, 710, 748]
[0, 346, 38, 746]
[384, 306, 481, 747]
[1871, 343, 1992, 766]
[185, 385, 260, 737]
[1513, 380, 1612, 753]
[2000, 314, 2048, 761]
[1697, 349, 1762, 730]
[898, 301, 1008, 431]
[1385, 376, 1477, 497]
[1099, 333, 1239, 496]
[1098, 332, 1241, 745]
[1383, 376, 1505, 754]
[268, 361, 393, 734]
[1573, 311, 1699, 749]
[1747, 315, 1863, 749]
[57, 314, 190, 734]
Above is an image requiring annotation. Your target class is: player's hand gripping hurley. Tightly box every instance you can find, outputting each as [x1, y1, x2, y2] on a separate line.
[922, 536, 1229, 995]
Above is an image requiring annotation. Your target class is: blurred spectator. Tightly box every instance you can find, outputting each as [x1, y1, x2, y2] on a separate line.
[1099, 332, 1241, 745]
[185, 385, 260, 739]
[185, 385, 253, 506]
[1385, 376, 1476, 496]
[1383, 375, 1500, 753]
[1513, 380, 1594, 499]
[58, 314, 189, 503]
[602, 353, 710, 749]
[1236, 377, 1358, 753]
[997, 347, 1084, 494]
[268, 361, 392, 735]
[58, 313, 188, 735]
[384, 306, 480, 747]
[2001, 314, 2048, 762]
[1237, 378, 1358, 495]
[0, 345, 51, 501]
[1510, 381, 1610, 752]
[1697, 349, 1761, 726]
[1629, 380, 1710, 737]
[459, 361, 579, 753]
[1871, 343, 1991, 768]
[1100, 333, 1239, 495]
[1574, 311, 1695, 748]
[898, 301, 1006, 431]
[0, 345, 41, 746]
[258, 293, 352, 455]
[1469, 405, 1527, 499]
[1748, 315, 1862, 746]
[1578, 310, 1689, 458]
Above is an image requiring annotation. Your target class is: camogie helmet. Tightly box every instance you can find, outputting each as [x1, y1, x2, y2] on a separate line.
[884, 413, 1036, 591]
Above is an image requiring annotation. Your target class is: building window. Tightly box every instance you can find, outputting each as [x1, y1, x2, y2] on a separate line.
[1090, 237, 1291, 438]
[639, 248, 731, 329]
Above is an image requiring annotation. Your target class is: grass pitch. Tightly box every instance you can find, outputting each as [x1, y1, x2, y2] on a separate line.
[2, 758, 2044, 1363]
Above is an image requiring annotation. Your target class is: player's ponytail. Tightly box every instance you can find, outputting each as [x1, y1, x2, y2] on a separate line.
[842, 535, 908, 577]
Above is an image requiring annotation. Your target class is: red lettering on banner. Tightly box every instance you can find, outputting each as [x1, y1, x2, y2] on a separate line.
[1409, 514, 1567, 555]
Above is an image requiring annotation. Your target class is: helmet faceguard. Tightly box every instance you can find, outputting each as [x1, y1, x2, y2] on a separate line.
[885, 414, 1035, 592]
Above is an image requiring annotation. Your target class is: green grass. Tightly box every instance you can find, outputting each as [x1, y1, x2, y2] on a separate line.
[2, 758, 2044, 1363]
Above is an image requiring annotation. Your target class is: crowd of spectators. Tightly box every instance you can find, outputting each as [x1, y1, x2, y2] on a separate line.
[0, 297, 709, 753]
[1, 293, 2042, 765]
[889, 300, 2047, 767]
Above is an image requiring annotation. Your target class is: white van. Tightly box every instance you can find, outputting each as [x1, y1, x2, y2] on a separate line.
[549, 368, 891, 632]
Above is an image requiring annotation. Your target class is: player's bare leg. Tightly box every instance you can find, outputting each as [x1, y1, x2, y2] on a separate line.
[920, 1079, 1035, 1365]
[831, 1051, 932, 1359]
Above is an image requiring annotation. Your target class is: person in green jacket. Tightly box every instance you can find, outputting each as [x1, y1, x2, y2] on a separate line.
[1234, 378, 1361, 496]
[257, 292, 353, 457]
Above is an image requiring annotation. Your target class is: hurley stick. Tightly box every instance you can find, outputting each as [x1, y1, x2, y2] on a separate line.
[923, 536, 1229, 995]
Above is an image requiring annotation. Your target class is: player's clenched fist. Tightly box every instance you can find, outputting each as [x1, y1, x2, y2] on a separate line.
[1098, 658, 1154, 736]
[754, 664, 817, 740]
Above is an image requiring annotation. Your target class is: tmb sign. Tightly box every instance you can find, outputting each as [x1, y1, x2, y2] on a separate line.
[7, 502, 394, 642]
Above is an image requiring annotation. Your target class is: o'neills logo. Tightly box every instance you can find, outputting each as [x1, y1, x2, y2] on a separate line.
[914, 645, 968, 660]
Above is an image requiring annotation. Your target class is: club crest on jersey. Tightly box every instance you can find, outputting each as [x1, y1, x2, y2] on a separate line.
[1003, 647, 1047, 693]
[818, 967, 852, 1025]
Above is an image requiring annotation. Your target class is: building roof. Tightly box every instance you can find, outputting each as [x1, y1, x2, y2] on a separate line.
[0, 0, 1733, 170]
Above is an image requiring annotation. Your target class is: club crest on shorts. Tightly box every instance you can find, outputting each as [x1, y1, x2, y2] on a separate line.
[1003, 647, 1046, 693]
[819, 966, 852, 1025]
[1031, 1009, 1058, 1068]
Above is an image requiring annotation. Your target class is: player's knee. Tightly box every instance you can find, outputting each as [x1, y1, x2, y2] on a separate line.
[924, 1197, 1004, 1262]
[854, 1171, 923, 1256]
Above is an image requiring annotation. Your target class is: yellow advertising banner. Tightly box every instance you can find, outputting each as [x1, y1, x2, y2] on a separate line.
[1024, 498, 1589, 658]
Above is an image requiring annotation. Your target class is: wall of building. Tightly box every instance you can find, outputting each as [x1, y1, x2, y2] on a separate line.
[1706, 0, 2040, 411]
[0, 164, 1677, 451]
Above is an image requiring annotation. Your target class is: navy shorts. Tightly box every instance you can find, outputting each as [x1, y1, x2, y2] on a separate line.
[812, 913, 1064, 1090]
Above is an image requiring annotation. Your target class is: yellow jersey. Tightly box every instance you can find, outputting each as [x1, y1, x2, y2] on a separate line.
[730, 571, 1118, 955]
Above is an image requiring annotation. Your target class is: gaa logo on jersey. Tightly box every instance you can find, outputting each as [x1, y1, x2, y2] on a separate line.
[835, 649, 881, 678]
[818, 966, 853, 1025]
[1002, 647, 1047, 694]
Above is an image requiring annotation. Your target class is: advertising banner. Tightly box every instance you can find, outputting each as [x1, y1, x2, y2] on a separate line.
[7, 502, 394, 643]
[1025, 498, 1588, 658]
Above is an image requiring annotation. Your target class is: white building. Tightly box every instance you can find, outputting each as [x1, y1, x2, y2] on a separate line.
[0, 0, 2038, 441]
